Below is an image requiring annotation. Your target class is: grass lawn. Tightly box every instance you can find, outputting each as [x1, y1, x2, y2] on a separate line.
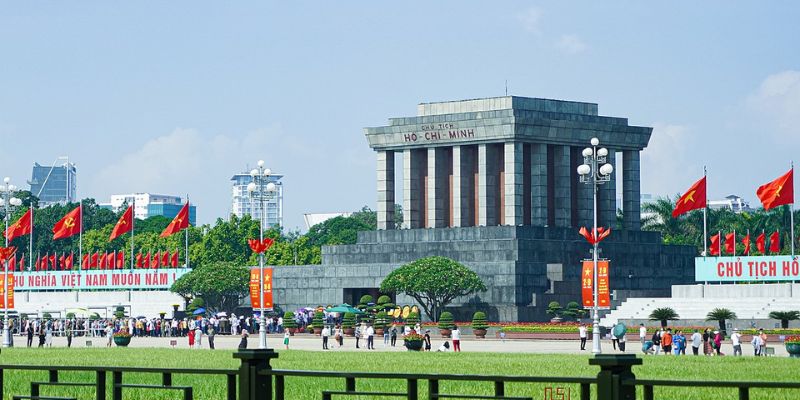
[0, 348, 798, 399]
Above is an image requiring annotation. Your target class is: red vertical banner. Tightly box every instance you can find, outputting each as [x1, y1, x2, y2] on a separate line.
[249, 268, 274, 310]
[249, 269, 261, 309]
[581, 260, 611, 309]
[581, 261, 593, 307]
[7, 272, 13, 309]
[0, 272, 11, 309]
[597, 260, 611, 309]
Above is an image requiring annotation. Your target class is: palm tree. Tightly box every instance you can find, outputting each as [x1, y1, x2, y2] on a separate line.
[768, 310, 800, 329]
[649, 307, 679, 328]
[706, 308, 737, 336]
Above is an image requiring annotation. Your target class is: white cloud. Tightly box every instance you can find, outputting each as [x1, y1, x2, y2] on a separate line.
[639, 123, 700, 198]
[518, 7, 543, 34]
[747, 70, 800, 136]
[555, 34, 587, 55]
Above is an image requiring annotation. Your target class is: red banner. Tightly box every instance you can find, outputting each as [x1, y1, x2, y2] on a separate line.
[249, 268, 273, 310]
[581, 260, 610, 309]
[0, 273, 14, 309]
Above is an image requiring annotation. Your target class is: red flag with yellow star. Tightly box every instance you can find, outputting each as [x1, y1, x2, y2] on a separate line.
[53, 205, 81, 240]
[109, 205, 133, 241]
[4, 209, 32, 242]
[757, 169, 793, 210]
[672, 176, 707, 218]
[160, 203, 190, 238]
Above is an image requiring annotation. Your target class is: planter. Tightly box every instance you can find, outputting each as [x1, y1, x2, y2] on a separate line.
[113, 336, 132, 347]
[786, 343, 800, 358]
[344, 328, 355, 337]
[375, 328, 384, 336]
[473, 328, 487, 338]
[439, 328, 451, 338]
[405, 340, 423, 351]
[287, 328, 296, 336]
[313, 327, 322, 336]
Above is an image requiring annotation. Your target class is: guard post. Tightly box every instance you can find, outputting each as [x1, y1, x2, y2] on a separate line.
[234, 348, 279, 400]
[589, 354, 641, 400]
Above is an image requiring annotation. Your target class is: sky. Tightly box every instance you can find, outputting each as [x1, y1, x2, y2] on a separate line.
[1, 2, 798, 230]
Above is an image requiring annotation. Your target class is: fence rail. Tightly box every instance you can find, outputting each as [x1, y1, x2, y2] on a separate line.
[1, 351, 799, 400]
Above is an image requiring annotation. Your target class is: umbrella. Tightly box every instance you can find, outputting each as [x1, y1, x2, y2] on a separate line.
[192, 308, 206, 315]
[215, 312, 228, 317]
[66, 308, 100, 318]
[325, 304, 364, 314]
[135, 316, 147, 320]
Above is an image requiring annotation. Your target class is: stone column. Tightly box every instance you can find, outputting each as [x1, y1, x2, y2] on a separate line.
[622, 150, 641, 230]
[452, 145, 475, 227]
[376, 150, 395, 230]
[599, 150, 617, 228]
[478, 144, 499, 226]
[530, 143, 548, 226]
[402, 149, 424, 229]
[504, 142, 524, 226]
[552, 145, 572, 228]
[427, 147, 450, 228]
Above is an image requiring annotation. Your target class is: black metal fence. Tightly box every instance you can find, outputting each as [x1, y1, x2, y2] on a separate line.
[1, 351, 800, 400]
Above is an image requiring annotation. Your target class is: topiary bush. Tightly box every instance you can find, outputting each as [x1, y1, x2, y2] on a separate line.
[375, 311, 388, 329]
[65, 312, 75, 319]
[377, 295, 392, 306]
[312, 311, 324, 328]
[406, 312, 420, 327]
[359, 294, 374, 305]
[438, 311, 454, 330]
[283, 312, 297, 329]
[342, 312, 356, 329]
[42, 312, 52, 319]
[472, 311, 488, 330]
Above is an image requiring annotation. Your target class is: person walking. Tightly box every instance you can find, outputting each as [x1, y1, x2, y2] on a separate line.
[195, 323, 203, 348]
[661, 328, 673, 355]
[322, 325, 330, 350]
[424, 329, 432, 351]
[207, 324, 216, 350]
[283, 330, 290, 350]
[238, 329, 248, 350]
[713, 330, 723, 356]
[105, 323, 114, 347]
[703, 328, 713, 355]
[26, 321, 34, 348]
[390, 326, 397, 347]
[354, 324, 361, 349]
[188, 325, 195, 348]
[451, 325, 461, 352]
[690, 329, 702, 355]
[579, 324, 588, 351]
[383, 325, 390, 347]
[651, 330, 661, 355]
[731, 328, 742, 356]
[759, 329, 768, 356]
[335, 325, 344, 348]
[66, 322, 73, 348]
[618, 332, 627, 352]
[751, 331, 762, 356]
[366, 324, 375, 350]
[45, 323, 54, 347]
[639, 324, 647, 345]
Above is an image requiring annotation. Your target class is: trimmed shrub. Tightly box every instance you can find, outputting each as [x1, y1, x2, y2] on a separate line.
[312, 311, 324, 328]
[472, 311, 488, 330]
[375, 311, 388, 329]
[377, 295, 392, 306]
[283, 312, 297, 329]
[438, 312, 454, 330]
[342, 312, 356, 329]
[406, 312, 420, 326]
[359, 294, 374, 305]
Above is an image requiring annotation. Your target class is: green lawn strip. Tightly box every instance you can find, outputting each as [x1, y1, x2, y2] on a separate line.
[1, 349, 799, 400]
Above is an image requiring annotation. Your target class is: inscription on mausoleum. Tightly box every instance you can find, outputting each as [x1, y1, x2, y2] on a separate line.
[403, 123, 475, 143]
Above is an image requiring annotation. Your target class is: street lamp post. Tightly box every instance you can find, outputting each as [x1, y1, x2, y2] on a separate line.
[247, 160, 277, 350]
[1, 177, 22, 348]
[577, 138, 614, 355]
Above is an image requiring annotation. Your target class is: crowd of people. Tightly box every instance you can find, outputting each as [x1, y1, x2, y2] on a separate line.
[581, 323, 773, 356]
[313, 321, 462, 352]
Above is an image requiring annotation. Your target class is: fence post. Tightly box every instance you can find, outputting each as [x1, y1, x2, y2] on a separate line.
[589, 354, 642, 400]
[234, 349, 279, 400]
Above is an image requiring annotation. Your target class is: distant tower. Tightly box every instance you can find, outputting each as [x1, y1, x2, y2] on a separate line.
[28, 157, 77, 206]
[231, 170, 284, 228]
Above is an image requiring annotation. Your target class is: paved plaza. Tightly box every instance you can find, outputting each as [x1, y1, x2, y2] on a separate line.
[7, 334, 788, 357]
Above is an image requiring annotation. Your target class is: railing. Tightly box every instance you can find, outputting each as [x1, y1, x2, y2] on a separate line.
[2, 351, 800, 400]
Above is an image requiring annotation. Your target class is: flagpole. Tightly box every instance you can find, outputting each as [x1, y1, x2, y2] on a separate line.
[29, 207, 33, 271]
[131, 199, 135, 270]
[185, 195, 189, 269]
[733, 229, 736, 257]
[703, 166, 708, 257]
[791, 162, 795, 257]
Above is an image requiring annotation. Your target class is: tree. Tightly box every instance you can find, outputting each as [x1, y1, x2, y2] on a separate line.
[546, 301, 563, 319]
[706, 308, 737, 336]
[649, 307, 680, 328]
[768, 310, 800, 329]
[170, 261, 249, 312]
[380, 256, 487, 321]
[561, 301, 587, 320]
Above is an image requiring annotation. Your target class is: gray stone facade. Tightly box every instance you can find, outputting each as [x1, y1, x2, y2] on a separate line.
[265, 96, 698, 322]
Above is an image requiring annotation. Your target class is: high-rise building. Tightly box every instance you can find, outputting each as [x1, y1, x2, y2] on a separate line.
[28, 159, 77, 206]
[99, 193, 197, 226]
[231, 171, 283, 228]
